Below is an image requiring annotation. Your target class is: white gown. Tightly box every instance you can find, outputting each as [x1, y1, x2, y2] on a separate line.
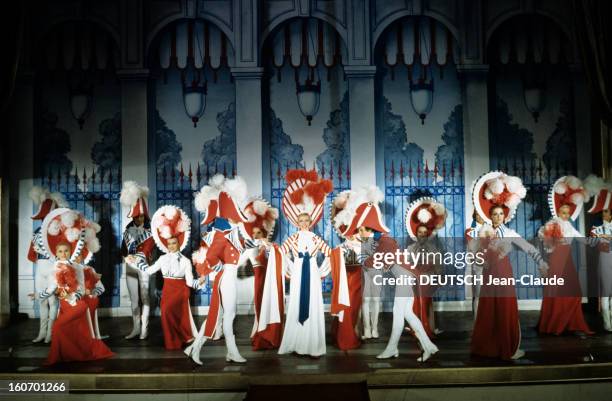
[278, 230, 331, 356]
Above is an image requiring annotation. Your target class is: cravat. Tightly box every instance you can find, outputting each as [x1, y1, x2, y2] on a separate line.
[298, 251, 310, 324]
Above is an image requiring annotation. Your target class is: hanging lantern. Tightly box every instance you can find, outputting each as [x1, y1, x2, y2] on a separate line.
[410, 79, 434, 124]
[68, 78, 93, 130]
[523, 80, 546, 122]
[181, 69, 207, 127]
[296, 80, 321, 126]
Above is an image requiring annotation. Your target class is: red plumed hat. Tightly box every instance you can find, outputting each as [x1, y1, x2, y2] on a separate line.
[283, 169, 333, 228]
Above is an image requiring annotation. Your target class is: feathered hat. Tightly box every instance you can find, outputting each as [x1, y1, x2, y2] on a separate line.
[584, 174, 612, 214]
[194, 174, 249, 226]
[151, 205, 191, 253]
[332, 186, 389, 237]
[41, 207, 89, 262]
[405, 197, 447, 239]
[30, 186, 67, 220]
[282, 169, 333, 228]
[472, 171, 527, 225]
[242, 197, 279, 240]
[548, 175, 589, 221]
[120, 181, 150, 219]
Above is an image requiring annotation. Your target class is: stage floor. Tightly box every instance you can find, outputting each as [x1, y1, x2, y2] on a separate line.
[1, 311, 612, 392]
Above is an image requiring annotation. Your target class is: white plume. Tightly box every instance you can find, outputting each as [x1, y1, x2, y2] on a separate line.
[48, 220, 61, 236]
[565, 175, 582, 190]
[554, 182, 568, 194]
[417, 208, 432, 223]
[223, 176, 248, 202]
[86, 237, 101, 253]
[65, 227, 81, 242]
[61, 211, 79, 228]
[120, 181, 149, 208]
[194, 185, 220, 212]
[209, 174, 225, 189]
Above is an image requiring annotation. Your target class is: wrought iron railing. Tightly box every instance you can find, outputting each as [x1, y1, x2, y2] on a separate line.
[384, 159, 466, 302]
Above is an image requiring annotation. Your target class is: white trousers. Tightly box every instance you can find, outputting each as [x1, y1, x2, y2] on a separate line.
[34, 259, 58, 339]
[125, 263, 151, 329]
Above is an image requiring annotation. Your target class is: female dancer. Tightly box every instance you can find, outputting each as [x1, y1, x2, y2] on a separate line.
[404, 197, 447, 338]
[277, 169, 334, 357]
[538, 176, 593, 335]
[127, 205, 201, 350]
[471, 171, 548, 360]
[239, 198, 282, 350]
[32, 207, 113, 365]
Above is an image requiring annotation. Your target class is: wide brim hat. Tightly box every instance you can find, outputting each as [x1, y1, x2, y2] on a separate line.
[472, 171, 526, 225]
[404, 197, 446, 239]
[41, 208, 87, 262]
[151, 205, 191, 253]
[242, 197, 279, 240]
[548, 176, 588, 221]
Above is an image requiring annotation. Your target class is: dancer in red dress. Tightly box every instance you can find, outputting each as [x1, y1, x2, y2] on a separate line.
[239, 198, 282, 350]
[32, 207, 113, 365]
[330, 190, 364, 350]
[127, 205, 201, 350]
[537, 176, 593, 335]
[404, 197, 447, 338]
[470, 171, 548, 360]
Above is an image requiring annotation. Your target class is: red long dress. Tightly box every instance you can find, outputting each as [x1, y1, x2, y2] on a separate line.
[332, 263, 362, 350]
[252, 248, 284, 350]
[82, 267, 102, 336]
[471, 251, 520, 360]
[44, 264, 113, 365]
[538, 243, 593, 335]
[160, 278, 195, 349]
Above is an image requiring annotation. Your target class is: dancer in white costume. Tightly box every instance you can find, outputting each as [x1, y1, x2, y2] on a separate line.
[278, 169, 334, 357]
[120, 181, 155, 340]
[585, 175, 612, 332]
[334, 186, 438, 362]
[27, 186, 67, 343]
[186, 174, 251, 365]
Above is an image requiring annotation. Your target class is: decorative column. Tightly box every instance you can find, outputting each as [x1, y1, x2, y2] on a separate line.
[458, 64, 490, 303]
[117, 69, 149, 317]
[231, 67, 264, 314]
[8, 74, 36, 319]
[345, 65, 378, 189]
[232, 67, 264, 197]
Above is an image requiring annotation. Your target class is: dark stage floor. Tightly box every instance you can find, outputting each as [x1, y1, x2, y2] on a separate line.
[1, 311, 612, 391]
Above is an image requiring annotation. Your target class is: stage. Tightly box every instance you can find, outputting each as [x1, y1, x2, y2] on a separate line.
[1, 311, 612, 399]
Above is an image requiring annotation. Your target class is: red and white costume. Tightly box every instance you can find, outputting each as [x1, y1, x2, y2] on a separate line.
[465, 218, 483, 317]
[405, 197, 447, 338]
[585, 175, 612, 331]
[186, 174, 251, 364]
[38, 208, 113, 365]
[238, 198, 283, 350]
[537, 176, 593, 335]
[276, 169, 348, 357]
[131, 205, 200, 350]
[120, 181, 156, 340]
[28, 186, 67, 343]
[470, 171, 546, 360]
[330, 189, 366, 347]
